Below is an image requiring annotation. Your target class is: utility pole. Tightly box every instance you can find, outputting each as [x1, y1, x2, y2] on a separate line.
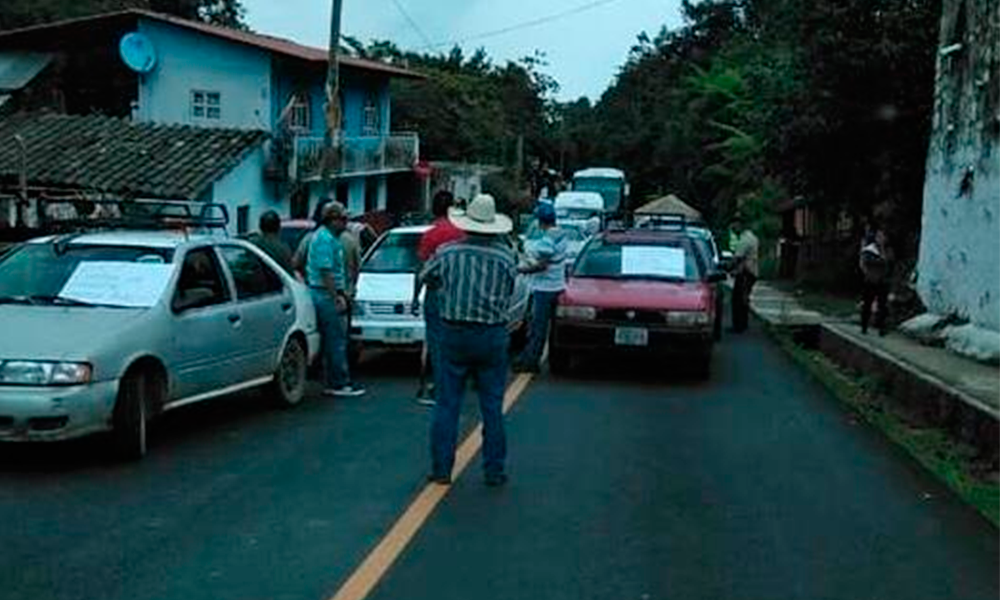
[321, 0, 344, 199]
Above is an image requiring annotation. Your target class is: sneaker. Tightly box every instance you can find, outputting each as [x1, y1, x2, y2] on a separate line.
[331, 385, 366, 397]
[415, 387, 436, 406]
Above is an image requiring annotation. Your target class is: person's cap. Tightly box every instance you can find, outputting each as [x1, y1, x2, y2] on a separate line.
[448, 194, 513, 234]
[535, 202, 557, 225]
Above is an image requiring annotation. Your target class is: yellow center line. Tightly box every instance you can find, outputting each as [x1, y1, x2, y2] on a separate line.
[327, 372, 535, 600]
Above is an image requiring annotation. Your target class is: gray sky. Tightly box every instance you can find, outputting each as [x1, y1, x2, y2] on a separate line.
[242, 0, 684, 101]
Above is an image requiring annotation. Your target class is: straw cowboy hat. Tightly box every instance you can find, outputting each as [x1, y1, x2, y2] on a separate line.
[448, 193, 513, 234]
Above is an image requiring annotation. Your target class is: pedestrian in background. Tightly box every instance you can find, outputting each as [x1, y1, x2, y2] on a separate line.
[422, 194, 517, 487]
[292, 199, 333, 280]
[859, 225, 890, 336]
[730, 213, 759, 333]
[306, 201, 365, 397]
[514, 202, 568, 373]
[248, 210, 294, 274]
[414, 190, 465, 405]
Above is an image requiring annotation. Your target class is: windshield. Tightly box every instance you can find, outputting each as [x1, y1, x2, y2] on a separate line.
[573, 239, 702, 282]
[362, 232, 422, 273]
[0, 243, 175, 306]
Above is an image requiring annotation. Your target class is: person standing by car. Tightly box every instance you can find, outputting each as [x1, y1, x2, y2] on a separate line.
[414, 190, 465, 405]
[307, 201, 365, 397]
[730, 213, 759, 333]
[514, 202, 568, 373]
[859, 225, 890, 336]
[248, 210, 294, 274]
[422, 194, 517, 486]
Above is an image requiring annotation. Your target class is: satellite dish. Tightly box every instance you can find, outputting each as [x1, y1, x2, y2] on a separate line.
[119, 32, 157, 74]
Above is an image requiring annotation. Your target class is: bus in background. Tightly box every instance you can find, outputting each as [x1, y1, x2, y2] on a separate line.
[571, 168, 629, 216]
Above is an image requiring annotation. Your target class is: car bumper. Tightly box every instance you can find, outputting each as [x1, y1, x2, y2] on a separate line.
[0, 380, 119, 442]
[351, 317, 425, 346]
[552, 320, 713, 354]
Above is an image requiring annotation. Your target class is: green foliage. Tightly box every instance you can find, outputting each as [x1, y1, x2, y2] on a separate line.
[0, 0, 248, 31]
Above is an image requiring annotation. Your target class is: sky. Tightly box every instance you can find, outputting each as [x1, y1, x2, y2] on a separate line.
[242, 0, 685, 101]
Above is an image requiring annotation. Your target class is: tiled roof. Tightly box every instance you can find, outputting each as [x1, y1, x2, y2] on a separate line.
[0, 113, 267, 200]
[0, 10, 423, 80]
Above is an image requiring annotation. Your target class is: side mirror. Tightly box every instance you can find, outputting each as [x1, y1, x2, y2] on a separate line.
[718, 250, 734, 271]
[707, 271, 727, 284]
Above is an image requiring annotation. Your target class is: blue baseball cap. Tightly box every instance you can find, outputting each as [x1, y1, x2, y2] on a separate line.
[535, 202, 557, 225]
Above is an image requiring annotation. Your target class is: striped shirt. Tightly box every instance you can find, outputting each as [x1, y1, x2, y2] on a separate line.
[424, 236, 517, 325]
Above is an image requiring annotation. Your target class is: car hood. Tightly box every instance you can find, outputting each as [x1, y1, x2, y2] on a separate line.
[356, 273, 419, 303]
[0, 305, 148, 361]
[562, 277, 709, 311]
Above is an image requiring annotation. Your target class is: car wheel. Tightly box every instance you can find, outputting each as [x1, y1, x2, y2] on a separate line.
[271, 338, 307, 408]
[112, 370, 155, 460]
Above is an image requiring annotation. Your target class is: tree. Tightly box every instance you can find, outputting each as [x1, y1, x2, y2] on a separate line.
[0, 0, 248, 31]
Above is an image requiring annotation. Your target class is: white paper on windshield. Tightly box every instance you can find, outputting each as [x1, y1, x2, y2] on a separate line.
[59, 261, 176, 308]
[621, 246, 686, 278]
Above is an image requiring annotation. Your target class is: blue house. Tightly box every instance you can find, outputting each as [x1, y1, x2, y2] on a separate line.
[0, 10, 422, 234]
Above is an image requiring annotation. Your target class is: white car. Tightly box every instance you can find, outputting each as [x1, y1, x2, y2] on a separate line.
[0, 230, 320, 459]
[351, 225, 531, 354]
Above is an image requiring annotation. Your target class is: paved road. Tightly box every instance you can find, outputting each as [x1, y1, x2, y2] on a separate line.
[0, 330, 996, 600]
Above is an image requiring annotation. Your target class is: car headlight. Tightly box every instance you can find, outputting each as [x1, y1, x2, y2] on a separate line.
[556, 305, 597, 320]
[0, 361, 93, 386]
[663, 311, 710, 327]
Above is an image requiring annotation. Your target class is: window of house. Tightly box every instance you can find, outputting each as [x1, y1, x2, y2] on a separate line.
[362, 92, 380, 136]
[237, 205, 250, 235]
[192, 90, 222, 120]
[289, 93, 310, 131]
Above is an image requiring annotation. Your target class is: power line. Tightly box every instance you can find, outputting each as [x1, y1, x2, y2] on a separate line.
[390, 0, 435, 49]
[421, 0, 625, 51]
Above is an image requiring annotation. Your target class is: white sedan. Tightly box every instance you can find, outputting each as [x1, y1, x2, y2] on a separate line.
[0, 231, 320, 459]
[351, 225, 530, 354]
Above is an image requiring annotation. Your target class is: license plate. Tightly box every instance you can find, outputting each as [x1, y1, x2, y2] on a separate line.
[385, 328, 413, 342]
[614, 327, 648, 346]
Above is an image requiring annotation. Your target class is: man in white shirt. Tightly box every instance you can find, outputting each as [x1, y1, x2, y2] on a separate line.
[731, 214, 760, 333]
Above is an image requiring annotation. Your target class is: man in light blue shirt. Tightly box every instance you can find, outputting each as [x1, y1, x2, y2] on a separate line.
[307, 202, 364, 397]
[514, 202, 569, 373]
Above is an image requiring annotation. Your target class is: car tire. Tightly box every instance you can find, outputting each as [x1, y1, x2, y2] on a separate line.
[112, 370, 154, 461]
[271, 337, 307, 408]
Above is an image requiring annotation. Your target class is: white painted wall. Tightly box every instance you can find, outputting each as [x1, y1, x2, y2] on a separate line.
[137, 19, 272, 130]
[916, 0, 1000, 331]
[212, 147, 273, 235]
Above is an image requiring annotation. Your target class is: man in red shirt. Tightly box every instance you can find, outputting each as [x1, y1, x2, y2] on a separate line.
[414, 191, 465, 404]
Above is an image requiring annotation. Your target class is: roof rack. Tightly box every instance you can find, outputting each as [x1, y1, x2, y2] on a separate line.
[31, 198, 231, 235]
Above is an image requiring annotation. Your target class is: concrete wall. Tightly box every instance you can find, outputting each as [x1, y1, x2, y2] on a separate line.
[137, 19, 272, 130]
[917, 0, 1000, 331]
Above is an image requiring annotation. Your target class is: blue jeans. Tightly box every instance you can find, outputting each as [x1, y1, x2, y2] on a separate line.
[310, 289, 350, 389]
[518, 290, 561, 368]
[431, 322, 509, 479]
[423, 291, 443, 386]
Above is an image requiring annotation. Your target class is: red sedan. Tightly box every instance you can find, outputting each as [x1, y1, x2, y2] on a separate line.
[549, 228, 725, 378]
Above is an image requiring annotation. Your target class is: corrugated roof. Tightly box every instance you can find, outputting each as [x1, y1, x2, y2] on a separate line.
[0, 51, 52, 91]
[0, 113, 267, 200]
[0, 10, 423, 80]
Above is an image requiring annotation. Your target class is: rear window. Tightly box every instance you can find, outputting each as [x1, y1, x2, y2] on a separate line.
[362, 232, 422, 273]
[573, 239, 703, 282]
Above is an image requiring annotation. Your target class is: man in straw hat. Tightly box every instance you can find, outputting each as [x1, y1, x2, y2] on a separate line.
[421, 193, 518, 487]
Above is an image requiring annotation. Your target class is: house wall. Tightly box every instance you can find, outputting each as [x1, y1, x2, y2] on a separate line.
[137, 19, 271, 130]
[917, 0, 1000, 331]
[212, 147, 274, 234]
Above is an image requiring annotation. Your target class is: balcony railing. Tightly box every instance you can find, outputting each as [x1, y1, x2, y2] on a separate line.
[289, 133, 419, 181]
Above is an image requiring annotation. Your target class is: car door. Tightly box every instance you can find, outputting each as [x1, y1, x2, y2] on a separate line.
[168, 246, 242, 401]
[217, 244, 295, 381]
